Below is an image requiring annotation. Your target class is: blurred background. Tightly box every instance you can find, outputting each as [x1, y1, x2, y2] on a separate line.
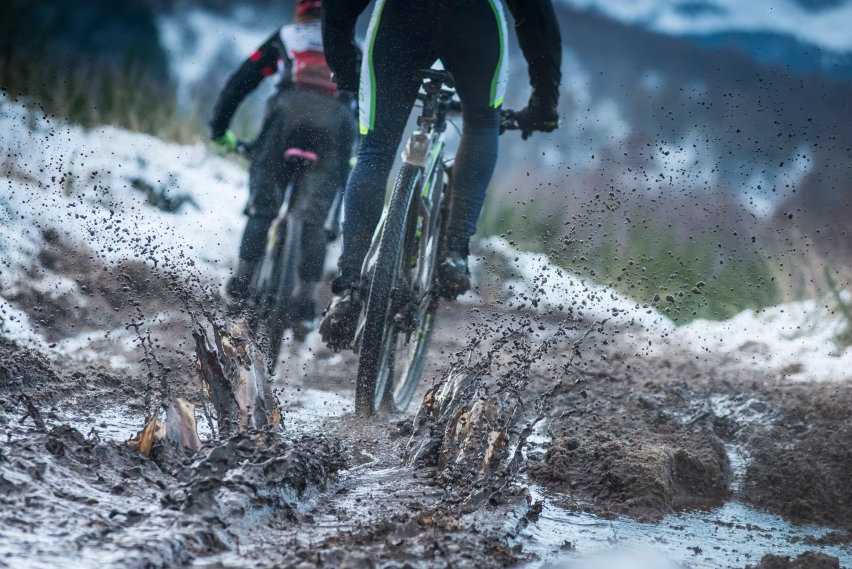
[1, 0, 850, 323]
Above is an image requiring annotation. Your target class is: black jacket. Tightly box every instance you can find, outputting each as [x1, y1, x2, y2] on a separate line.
[209, 31, 290, 140]
[321, 0, 562, 109]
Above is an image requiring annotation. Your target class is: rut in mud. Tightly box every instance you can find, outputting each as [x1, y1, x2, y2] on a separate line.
[1, 178, 850, 567]
[3, 241, 852, 568]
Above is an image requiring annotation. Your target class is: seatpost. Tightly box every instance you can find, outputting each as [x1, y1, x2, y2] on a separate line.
[418, 79, 442, 128]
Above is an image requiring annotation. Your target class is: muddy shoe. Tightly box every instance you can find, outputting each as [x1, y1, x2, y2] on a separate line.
[224, 275, 249, 301]
[319, 281, 362, 351]
[221, 277, 250, 314]
[437, 249, 471, 299]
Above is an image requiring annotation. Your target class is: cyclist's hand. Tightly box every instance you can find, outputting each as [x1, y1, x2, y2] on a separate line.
[212, 130, 238, 152]
[515, 101, 559, 140]
[338, 89, 358, 115]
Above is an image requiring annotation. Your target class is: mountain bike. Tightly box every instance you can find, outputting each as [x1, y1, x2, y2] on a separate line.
[234, 142, 343, 372]
[352, 69, 520, 416]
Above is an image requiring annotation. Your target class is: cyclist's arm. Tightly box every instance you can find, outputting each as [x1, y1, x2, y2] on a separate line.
[209, 31, 285, 139]
[504, 0, 562, 110]
[321, 0, 370, 93]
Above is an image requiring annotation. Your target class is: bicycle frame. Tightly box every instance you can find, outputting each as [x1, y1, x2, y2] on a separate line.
[352, 70, 521, 414]
[354, 77, 456, 353]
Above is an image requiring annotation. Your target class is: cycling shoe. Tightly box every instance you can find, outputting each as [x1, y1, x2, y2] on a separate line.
[319, 283, 362, 351]
[437, 249, 471, 299]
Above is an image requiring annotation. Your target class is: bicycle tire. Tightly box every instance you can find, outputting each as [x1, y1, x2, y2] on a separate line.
[356, 163, 421, 416]
[248, 219, 285, 332]
[378, 295, 438, 413]
[256, 215, 301, 374]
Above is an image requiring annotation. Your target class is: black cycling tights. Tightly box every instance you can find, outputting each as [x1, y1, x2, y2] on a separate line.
[339, 0, 507, 283]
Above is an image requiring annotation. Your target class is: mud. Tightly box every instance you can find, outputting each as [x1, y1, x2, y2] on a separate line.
[525, 342, 736, 521]
[531, 431, 730, 520]
[5, 228, 181, 342]
[742, 381, 852, 531]
[2, 222, 852, 567]
[0, 425, 345, 568]
[746, 552, 842, 569]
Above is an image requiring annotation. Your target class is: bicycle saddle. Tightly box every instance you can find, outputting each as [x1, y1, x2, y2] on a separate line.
[283, 147, 319, 166]
[417, 69, 455, 89]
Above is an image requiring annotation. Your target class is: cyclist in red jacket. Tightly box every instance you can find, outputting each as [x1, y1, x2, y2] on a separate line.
[319, 0, 562, 349]
[211, 0, 356, 329]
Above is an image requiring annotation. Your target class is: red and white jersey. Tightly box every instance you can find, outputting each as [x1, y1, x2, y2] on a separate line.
[280, 21, 337, 96]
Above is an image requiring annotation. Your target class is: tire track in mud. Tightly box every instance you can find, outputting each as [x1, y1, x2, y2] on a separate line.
[0, 284, 582, 569]
[2, 234, 852, 567]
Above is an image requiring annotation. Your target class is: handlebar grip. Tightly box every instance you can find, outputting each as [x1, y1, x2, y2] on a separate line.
[499, 109, 520, 133]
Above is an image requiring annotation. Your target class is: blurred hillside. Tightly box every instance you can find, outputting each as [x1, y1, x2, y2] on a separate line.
[0, 0, 849, 321]
[490, 2, 852, 317]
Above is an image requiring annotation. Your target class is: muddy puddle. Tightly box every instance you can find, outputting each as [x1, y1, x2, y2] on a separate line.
[520, 488, 852, 568]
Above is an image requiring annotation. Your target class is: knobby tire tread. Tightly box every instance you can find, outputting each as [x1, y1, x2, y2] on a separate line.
[356, 164, 420, 416]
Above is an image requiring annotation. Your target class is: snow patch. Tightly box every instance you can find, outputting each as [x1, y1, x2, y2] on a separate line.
[0, 296, 48, 349]
[479, 236, 852, 382]
[673, 294, 852, 382]
[476, 237, 674, 333]
[0, 94, 248, 357]
[0, 94, 246, 284]
[558, 0, 852, 54]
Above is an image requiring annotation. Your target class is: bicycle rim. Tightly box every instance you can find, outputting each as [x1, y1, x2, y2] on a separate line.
[356, 164, 421, 416]
[379, 293, 438, 413]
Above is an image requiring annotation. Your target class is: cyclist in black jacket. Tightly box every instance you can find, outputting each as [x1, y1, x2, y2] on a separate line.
[319, 0, 562, 349]
[211, 0, 356, 327]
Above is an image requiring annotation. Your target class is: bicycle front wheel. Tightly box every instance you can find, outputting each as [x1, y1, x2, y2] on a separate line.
[356, 163, 423, 416]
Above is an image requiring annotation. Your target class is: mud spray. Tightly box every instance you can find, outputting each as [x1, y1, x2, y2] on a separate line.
[2, 98, 851, 569]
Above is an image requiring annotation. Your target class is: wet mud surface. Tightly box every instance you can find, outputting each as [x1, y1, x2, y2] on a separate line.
[742, 382, 852, 531]
[1, 236, 851, 568]
[747, 552, 843, 569]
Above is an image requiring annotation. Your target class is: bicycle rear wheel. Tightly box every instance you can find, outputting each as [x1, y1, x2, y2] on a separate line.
[357, 162, 442, 415]
[254, 216, 301, 373]
[377, 290, 438, 413]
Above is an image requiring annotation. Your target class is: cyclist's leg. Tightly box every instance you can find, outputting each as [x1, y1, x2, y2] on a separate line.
[439, 0, 507, 252]
[229, 106, 293, 301]
[286, 94, 358, 320]
[289, 156, 335, 323]
[293, 155, 338, 290]
[337, 0, 436, 286]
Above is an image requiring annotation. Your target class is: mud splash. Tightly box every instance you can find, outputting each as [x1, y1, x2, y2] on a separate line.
[0, 424, 345, 569]
[2, 218, 852, 569]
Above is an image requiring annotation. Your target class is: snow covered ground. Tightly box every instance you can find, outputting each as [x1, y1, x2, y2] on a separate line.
[558, 0, 852, 54]
[0, 94, 246, 348]
[0, 94, 246, 279]
[2, 95, 850, 383]
[477, 237, 852, 383]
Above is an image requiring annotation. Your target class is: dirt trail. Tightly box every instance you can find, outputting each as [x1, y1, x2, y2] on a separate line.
[1, 237, 851, 568]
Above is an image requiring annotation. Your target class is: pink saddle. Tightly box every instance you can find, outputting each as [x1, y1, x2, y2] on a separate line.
[284, 147, 319, 166]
